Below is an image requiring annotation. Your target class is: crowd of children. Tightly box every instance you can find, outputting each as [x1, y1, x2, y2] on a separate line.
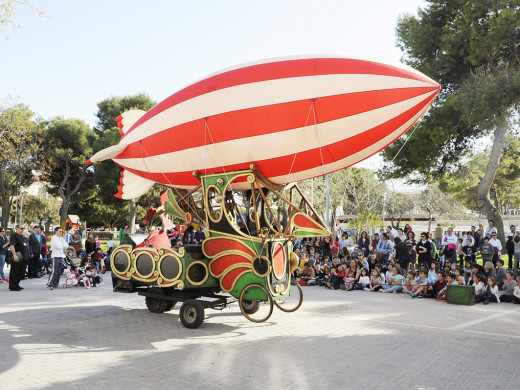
[294, 223, 520, 305]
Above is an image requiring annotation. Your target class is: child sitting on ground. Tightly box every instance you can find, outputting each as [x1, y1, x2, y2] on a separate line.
[367, 269, 382, 292]
[86, 265, 104, 287]
[454, 267, 465, 285]
[410, 270, 430, 298]
[479, 276, 500, 304]
[402, 270, 416, 294]
[355, 268, 370, 290]
[343, 270, 356, 290]
[472, 274, 485, 302]
[435, 273, 458, 301]
[499, 272, 518, 302]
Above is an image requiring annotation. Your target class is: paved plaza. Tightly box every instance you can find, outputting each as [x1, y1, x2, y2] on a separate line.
[1, 268, 520, 390]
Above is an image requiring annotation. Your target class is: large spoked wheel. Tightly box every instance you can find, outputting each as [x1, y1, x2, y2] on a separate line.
[179, 299, 205, 329]
[274, 278, 303, 313]
[239, 283, 273, 323]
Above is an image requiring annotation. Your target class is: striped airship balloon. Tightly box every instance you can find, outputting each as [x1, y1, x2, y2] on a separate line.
[88, 52, 440, 199]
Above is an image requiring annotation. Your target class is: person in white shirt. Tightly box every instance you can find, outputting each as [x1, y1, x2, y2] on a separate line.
[47, 227, 69, 290]
[489, 232, 503, 266]
[441, 227, 458, 263]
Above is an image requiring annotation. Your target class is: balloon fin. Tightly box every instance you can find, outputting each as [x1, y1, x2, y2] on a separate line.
[115, 169, 155, 199]
[87, 143, 128, 165]
[115, 109, 147, 137]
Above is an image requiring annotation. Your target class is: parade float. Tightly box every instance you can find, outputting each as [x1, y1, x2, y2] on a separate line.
[88, 52, 440, 328]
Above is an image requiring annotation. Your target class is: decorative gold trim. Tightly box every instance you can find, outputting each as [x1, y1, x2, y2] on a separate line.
[208, 250, 254, 278]
[206, 229, 263, 244]
[246, 174, 255, 183]
[220, 268, 251, 293]
[110, 245, 132, 280]
[206, 185, 223, 224]
[133, 250, 158, 280]
[157, 252, 183, 282]
[185, 260, 210, 286]
[216, 178, 224, 187]
[252, 255, 271, 278]
[202, 234, 262, 258]
[267, 272, 290, 297]
[200, 168, 254, 180]
[271, 242, 287, 281]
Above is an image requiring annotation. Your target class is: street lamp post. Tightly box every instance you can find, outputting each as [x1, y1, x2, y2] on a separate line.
[19, 191, 28, 225]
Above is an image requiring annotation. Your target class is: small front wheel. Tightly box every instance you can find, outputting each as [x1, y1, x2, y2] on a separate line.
[179, 299, 205, 329]
[84, 277, 91, 289]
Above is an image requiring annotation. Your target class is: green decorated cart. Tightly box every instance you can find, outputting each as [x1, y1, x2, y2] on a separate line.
[110, 166, 330, 328]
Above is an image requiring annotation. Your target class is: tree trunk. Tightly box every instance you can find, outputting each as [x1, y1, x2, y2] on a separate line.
[60, 197, 69, 225]
[477, 122, 508, 245]
[1, 192, 9, 228]
[129, 199, 136, 233]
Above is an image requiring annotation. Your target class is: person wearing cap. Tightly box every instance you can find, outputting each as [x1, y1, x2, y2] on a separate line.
[28, 225, 42, 278]
[489, 232, 502, 267]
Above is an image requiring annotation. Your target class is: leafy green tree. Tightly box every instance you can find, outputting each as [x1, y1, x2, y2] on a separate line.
[347, 207, 383, 236]
[21, 193, 60, 225]
[419, 184, 461, 233]
[298, 168, 387, 229]
[0, 101, 42, 227]
[91, 93, 156, 231]
[439, 135, 520, 214]
[385, 191, 413, 229]
[381, 0, 520, 244]
[42, 118, 97, 224]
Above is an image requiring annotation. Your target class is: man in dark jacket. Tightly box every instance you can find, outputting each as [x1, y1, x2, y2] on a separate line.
[28, 225, 42, 278]
[9, 224, 26, 291]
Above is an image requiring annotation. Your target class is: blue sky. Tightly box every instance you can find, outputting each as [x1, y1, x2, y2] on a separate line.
[1, 0, 426, 170]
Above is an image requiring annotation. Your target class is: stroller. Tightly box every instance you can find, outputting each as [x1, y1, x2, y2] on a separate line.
[47, 247, 79, 275]
[62, 267, 91, 289]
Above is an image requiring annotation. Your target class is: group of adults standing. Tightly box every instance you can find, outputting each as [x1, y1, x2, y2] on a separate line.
[2, 224, 50, 291]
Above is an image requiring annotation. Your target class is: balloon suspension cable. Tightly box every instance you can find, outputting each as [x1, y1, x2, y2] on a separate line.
[379, 121, 421, 178]
[196, 121, 262, 255]
[138, 141, 202, 222]
[281, 100, 315, 186]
